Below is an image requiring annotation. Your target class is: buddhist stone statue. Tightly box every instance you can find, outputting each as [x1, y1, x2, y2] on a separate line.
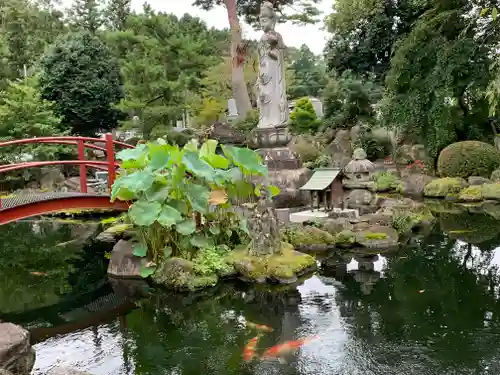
[257, 2, 288, 129]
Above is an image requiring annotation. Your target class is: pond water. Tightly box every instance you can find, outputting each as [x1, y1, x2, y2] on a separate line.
[2, 212, 500, 375]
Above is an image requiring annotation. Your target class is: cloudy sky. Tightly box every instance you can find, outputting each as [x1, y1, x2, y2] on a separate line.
[129, 0, 332, 55]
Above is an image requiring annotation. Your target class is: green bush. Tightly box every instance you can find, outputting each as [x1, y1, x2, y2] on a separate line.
[289, 97, 321, 134]
[234, 109, 259, 133]
[437, 141, 500, 178]
[372, 171, 400, 191]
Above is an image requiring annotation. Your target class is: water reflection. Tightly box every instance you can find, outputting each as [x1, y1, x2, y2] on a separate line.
[5, 220, 500, 375]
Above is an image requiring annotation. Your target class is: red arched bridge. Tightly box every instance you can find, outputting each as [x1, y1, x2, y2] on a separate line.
[0, 134, 134, 225]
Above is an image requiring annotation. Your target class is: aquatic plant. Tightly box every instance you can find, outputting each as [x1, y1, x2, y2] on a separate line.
[111, 138, 279, 277]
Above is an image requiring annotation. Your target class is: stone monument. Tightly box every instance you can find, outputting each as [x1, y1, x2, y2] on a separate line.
[249, 1, 299, 170]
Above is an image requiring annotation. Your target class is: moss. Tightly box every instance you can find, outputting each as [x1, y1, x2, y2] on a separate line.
[228, 242, 316, 282]
[481, 183, 500, 200]
[391, 207, 435, 235]
[458, 186, 483, 202]
[437, 141, 500, 178]
[423, 177, 467, 198]
[424, 199, 466, 214]
[335, 230, 356, 246]
[363, 232, 388, 240]
[280, 225, 336, 247]
[153, 257, 219, 291]
[105, 223, 133, 234]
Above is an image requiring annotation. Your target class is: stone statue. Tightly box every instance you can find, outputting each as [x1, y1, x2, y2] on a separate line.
[257, 2, 288, 129]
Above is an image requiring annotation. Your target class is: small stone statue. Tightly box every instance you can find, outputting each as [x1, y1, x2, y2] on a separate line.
[256, 2, 288, 129]
[246, 184, 280, 256]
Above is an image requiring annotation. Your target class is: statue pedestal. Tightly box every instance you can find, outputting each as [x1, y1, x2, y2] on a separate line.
[248, 127, 300, 170]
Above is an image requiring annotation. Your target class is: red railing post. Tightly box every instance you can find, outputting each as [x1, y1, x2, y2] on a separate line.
[105, 133, 116, 189]
[77, 139, 88, 193]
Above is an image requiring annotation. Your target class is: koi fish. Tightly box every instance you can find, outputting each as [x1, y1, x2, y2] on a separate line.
[243, 335, 261, 362]
[30, 271, 48, 276]
[261, 336, 319, 361]
[246, 321, 273, 332]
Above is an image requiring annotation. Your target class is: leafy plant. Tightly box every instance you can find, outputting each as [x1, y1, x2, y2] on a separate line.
[111, 138, 279, 277]
[192, 245, 232, 276]
[289, 97, 321, 134]
[373, 171, 400, 191]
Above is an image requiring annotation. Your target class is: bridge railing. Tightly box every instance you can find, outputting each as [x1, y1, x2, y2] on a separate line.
[0, 133, 134, 199]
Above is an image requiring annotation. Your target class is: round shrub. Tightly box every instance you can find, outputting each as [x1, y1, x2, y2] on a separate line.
[437, 141, 500, 178]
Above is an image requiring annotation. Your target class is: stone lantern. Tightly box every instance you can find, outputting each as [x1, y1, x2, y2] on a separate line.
[343, 148, 375, 189]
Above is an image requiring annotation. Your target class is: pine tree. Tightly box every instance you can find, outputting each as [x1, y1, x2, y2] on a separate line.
[68, 0, 104, 34]
[105, 0, 131, 31]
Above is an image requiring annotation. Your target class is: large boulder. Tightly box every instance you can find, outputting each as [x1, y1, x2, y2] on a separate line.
[354, 225, 399, 250]
[107, 240, 143, 278]
[398, 174, 435, 196]
[346, 189, 373, 207]
[437, 141, 500, 178]
[326, 129, 352, 167]
[0, 323, 35, 375]
[424, 178, 467, 198]
[264, 168, 312, 208]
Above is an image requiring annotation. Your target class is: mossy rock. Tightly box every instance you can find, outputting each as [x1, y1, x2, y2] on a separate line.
[280, 225, 336, 247]
[458, 186, 483, 202]
[437, 141, 500, 178]
[424, 199, 466, 214]
[354, 225, 399, 250]
[491, 168, 500, 182]
[481, 183, 500, 200]
[439, 212, 500, 244]
[227, 242, 317, 284]
[153, 257, 218, 291]
[423, 178, 467, 198]
[95, 223, 134, 243]
[335, 230, 356, 247]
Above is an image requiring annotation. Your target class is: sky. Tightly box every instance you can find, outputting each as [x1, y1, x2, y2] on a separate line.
[129, 0, 333, 55]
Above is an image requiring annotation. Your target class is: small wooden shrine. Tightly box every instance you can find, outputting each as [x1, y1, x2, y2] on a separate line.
[299, 168, 344, 210]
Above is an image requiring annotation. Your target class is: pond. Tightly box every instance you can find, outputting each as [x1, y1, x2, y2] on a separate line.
[2, 213, 500, 375]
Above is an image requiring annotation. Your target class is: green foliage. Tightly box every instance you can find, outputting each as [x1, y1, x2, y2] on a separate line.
[112, 138, 279, 277]
[324, 0, 427, 81]
[192, 0, 322, 26]
[68, 0, 104, 34]
[280, 225, 335, 246]
[0, 77, 68, 164]
[355, 126, 392, 160]
[289, 97, 321, 133]
[381, 3, 495, 159]
[373, 172, 400, 192]
[109, 12, 228, 137]
[437, 141, 500, 179]
[192, 245, 232, 276]
[287, 44, 327, 99]
[322, 71, 382, 129]
[39, 30, 124, 136]
[424, 178, 467, 198]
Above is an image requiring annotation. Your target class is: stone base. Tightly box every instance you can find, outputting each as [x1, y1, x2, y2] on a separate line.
[0, 323, 35, 375]
[248, 126, 292, 149]
[257, 147, 301, 170]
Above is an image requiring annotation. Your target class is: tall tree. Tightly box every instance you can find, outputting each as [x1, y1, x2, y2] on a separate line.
[192, 0, 321, 119]
[39, 31, 124, 135]
[67, 0, 104, 34]
[287, 44, 327, 99]
[104, 0, 131, 31]
[324, 0, 428, 82]
[381, 0, 498, 159]
[107, 9, 227, 137]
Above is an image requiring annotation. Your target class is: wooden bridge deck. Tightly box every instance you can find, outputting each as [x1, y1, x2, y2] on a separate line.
[0, 192, 108, 210]
[0, 192, 129, 225]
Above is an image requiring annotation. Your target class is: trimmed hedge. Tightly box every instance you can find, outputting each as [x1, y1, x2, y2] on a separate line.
[437, 141, 500, 178]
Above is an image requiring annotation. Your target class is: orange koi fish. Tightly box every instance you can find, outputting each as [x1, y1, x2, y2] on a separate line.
[261, 336, 319, 360]
[246, 321, 273, 332]
[243, 335, 261, 362]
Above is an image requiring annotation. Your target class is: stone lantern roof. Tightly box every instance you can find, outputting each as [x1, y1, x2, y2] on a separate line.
[344, 148, 375, 175]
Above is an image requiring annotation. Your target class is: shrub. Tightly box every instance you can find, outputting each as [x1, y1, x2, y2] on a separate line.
[437, 141, 500, 178]
[372, 171, 400, 191]
[290, 134, 323, 163]
[234, 109, 259, 134]
[289, 97, 321, 134]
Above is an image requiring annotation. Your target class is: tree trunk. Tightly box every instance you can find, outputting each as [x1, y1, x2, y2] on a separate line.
[223, 0, 252, 120]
